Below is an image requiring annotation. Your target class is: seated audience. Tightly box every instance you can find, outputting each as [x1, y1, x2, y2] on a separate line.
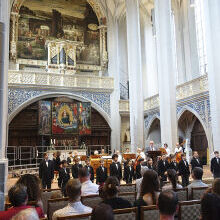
[101, 176, 132, 209]
[11, 208, 39, 220]
[162, 169, 182, 191]
[78, 167, 99, 196]
[52, 179, 92, 220]
[0, 184, 44, 220]
[91, 203, 114, 220]
[134, 170, 160, 220]
[158, 190, 178, 220]
[187, 167, 208, 197]
[201, 178, 220, 220]
[136, 166, 148, 199]
[16, 174, 43, 209]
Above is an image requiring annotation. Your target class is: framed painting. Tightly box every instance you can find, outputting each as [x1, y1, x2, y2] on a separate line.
[78, 102, 91, 135]
[39, 101, 51, 135]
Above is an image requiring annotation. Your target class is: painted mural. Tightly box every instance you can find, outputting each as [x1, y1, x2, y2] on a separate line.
[17, 0, 100, 65]
[39, 100, 51, 135]
[78, 102, 91, 135]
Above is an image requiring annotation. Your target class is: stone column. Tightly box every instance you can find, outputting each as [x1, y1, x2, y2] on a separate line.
[10, 12, 19, 60]
[203, 0, 220, 153]
[154, 0, 178, 151]
[107, 16, 121, 152]
[125, 0, 144, 152]
[99, 25, 108, 71]
[0, 0, 9, 211]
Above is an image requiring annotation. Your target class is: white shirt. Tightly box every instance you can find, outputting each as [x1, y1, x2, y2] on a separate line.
[174, 147, 183, 154]
[138, 152, 145, 159]
[164, 148, 170, 156]
[52, 201, 92, 220]
[117, 155, 122, 163]
[45, 160, 48, 167]
[162, 184, 183, 191]
[81, 180, 99, 196]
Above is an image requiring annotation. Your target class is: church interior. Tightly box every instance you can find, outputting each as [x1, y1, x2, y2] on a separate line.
[0, 0, 220, 219]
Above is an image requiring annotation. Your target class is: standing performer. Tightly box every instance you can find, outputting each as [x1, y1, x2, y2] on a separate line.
[72, 157, 83, 179]
[169, 154, 179, 172]
[85, 158, 94, 182]
[96, 159, 108, 185]
[211, 151, 220, 178]
[39, 153, 54, 189]
[59, 160, 70, 196]
[124, 159, 135, 184]
[110, 154, 122, 182]
[191, 151, 203, 171]
[178, 153, 190, 187]
[157, 154, 169, 188]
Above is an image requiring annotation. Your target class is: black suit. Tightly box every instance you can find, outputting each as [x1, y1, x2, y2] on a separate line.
[169, 161, 179, 172]
[148, 165, 156, 171]
[85, 165, 94, 182]
[135, 164, 142, 179]
[39, 159, 54, 189]
[96, 166, 108, 185]
[157, 160, 169, 182]
[124, 165, 134, 184]
[191, 157, 203, 171]
[110, 162, 122, 181]
[55, 156, 61, 171]
[178, 159, 190, 187]
[72, 163, 83, 179]
[59, 167, 70, 196]
[211, 157, 220, 178]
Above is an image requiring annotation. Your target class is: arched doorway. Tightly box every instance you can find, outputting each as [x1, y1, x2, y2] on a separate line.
[146, 118, 161, 146]
[178, 110, 208, 164]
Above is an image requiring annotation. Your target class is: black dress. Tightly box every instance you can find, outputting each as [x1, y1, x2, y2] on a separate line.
[102, 197, 132, 210]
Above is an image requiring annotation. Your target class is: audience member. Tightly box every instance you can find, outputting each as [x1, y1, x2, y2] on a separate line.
[72, 157, 83, 179]
[85, 158, 94, 182]
[211, 151, 220, 178]
[11, 208, 39, 220]
[59, 160, 70, 196]
[0, 184, 44, 220]
[191, 151, 203, 171]
[91, 203, 114, 220]
[96, 159, 108, 186]
[187, 167, 208, 198]
[136, 165, 148, 199]
[162, 169, 182, 191]
[78, 167, 99, 196]
[110, 154, 122, 182]
[178, 153, 190, 187]
[201, 178, 220, 220]
[123, 159, 135, 184]
[102, 176, 132, 209]
[52, 179, 92, 220]
[158, 190, 178, 220]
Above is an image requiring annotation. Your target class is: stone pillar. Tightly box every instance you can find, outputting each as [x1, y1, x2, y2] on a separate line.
[203, 0, 220, 153]
[99, 25, 108, 71]
[125, 0, 144, 152]
[154, 0, 178, 151]
[10, 12, 19, 60]
[0, 0, 9, 211]
[107, 17, 121, 152]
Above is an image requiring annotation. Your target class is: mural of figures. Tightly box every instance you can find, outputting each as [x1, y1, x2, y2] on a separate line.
[78, 102, 91, 135]
[39, 101, 51, 135]
[17, 0, 100, 65]
[52, 102, 78, 134]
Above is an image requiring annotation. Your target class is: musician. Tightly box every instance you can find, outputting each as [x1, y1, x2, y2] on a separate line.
[116, 150, 122, 163]
[178, 153, 190, 187]
[163, 143, 170, 156]
[137, 148, 145, 159]
[124, 148, 131, 154]
[72, 157, 83, 179]
[59, 160, 70, 196]
[191, 151, 203, 172]
[96, 159, 108, 185]
[123, 159, 135, 184]
[174, 143, 183, 154]
[101, 148, 106, 155]
[145, 140, 158, 155]
[157, 154, 169, 187]
[211, 151, 220, 178]
[67, 152, 73, 165]
[169, 154, 179, 172]
[85, 158, 94, 182]
[110, 154, 122, 182]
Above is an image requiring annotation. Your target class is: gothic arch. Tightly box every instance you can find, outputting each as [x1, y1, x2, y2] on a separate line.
[145, 115, 160, 140]
[8, 92, 111, 129]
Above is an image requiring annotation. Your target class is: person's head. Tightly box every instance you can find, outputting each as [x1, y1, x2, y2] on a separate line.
[150, 141, 154, 147]
[214, 151, 219, 158]
[94, 150, 99, 155]
[167, 169, 177, 189]
[192, 167, 203, 180]
[212, 178, 220, 196]
[140, 170, 160, 204]
[56, 151, 61, 157]
[103, 176, 119, 199]
[140, 166, 148, 177]
[69, 152, 72, 157]
[53, 152, 56, 158]
[112, 154, 118, 162]
[125, 148, 130, 153]
[176, 143, 180, 148]
[101, 149, 105, 154]
[158, 190, 178, 217]
[116, 150, 120, 155]
[170, 154, 176, 162]
[181, 153, 186, 160]
[61, 160, 68, 168]
[91, 203, 114, 220]
[8, 184, 28, 207]
[164, 143, 168, 149]
[78, 167, 90, 183]
[11, 208, 39, 220]
[137, 148, 142, 154]
[127, 159, 132, 166]
[17, 174, 41, 202]
[43, 152, 48, 160]
[161, 154, 166, 161]
[100, 159, 105, 166]
[193, 151, 199, 158]
[66, 179, 81, 202]
[75, 157, 80, 164]
[147, 158, 153, 166]
[85, 158, 90, 166]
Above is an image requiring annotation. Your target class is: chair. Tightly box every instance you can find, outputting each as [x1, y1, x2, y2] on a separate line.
[81, 194, 103, 209]
[47, 197, 69, 220]
[42, 189, 62, 214]
[56, 213, 91, 220]
[141, 205, 159, 220]
[191, 187, 208, 200]
[113, 207, 136, 220]
[119, 192, 136, 204]
[173, 188, 188, 201]
[120, 184, 136, 193]
[178, 200, 201, 220]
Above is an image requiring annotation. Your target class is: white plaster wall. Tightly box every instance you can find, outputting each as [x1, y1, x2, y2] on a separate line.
[120, 116, 130, 144]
